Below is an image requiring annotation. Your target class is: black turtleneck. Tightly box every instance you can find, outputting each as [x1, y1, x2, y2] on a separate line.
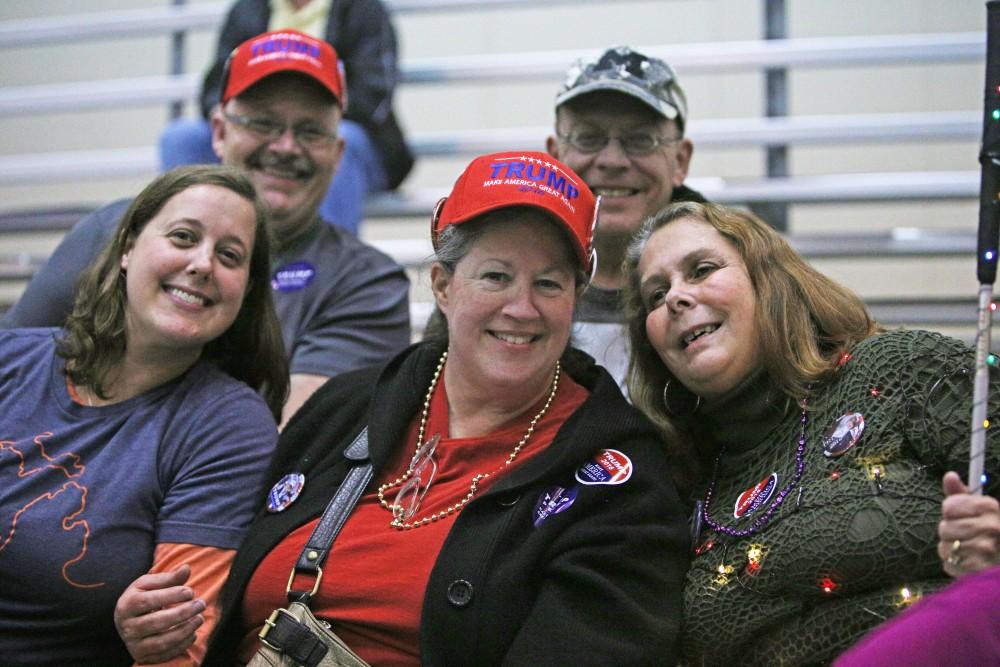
[696, 370, 792, 454]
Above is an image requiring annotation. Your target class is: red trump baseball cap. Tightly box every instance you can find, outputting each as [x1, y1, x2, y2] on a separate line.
[221, 29, 346, 108]
[432, 151, 600, 274]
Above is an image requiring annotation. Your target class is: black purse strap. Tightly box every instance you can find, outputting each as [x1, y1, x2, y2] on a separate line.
[287, 427, 373, 603]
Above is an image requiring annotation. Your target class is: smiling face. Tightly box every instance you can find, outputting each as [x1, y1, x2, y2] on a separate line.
[431, 213, 578, 398]
[548, 92, 692, 245]
[211, 73, 344, 244]
[637, 217, 760, 401]
[120, 184, 256, 365]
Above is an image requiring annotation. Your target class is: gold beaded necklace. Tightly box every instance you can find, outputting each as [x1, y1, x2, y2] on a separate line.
[377, 350, 561, 530]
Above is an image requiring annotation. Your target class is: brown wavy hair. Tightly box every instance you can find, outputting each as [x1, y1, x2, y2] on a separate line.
[57, 165, 289, 418]
[623, 202, 878, 486]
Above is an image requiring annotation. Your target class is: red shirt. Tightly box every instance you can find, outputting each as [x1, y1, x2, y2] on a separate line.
[240, 373, 589, 665]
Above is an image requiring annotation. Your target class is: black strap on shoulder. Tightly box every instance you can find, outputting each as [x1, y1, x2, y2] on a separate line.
[288, 427, 373, 603]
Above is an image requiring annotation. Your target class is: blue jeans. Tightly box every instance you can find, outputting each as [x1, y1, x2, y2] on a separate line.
[159, 117, 387, 235]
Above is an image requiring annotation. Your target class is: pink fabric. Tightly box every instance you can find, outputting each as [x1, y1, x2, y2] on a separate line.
[834, 565, 1000, 666]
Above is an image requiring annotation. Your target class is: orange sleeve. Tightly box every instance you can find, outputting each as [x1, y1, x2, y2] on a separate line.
[135, 543, 235, 666]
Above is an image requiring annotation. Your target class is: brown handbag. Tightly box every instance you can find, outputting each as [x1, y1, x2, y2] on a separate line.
[247, 429, 373, 667]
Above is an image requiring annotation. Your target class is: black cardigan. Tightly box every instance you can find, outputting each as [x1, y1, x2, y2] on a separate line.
[205, 343, 689, 665]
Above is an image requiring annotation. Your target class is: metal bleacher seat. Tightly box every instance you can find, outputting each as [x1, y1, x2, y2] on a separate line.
[0, 1, 987, 335]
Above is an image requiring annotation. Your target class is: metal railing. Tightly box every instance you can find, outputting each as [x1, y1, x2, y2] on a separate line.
[0, 0, 631, 47]
[0, 32, 983, 112]
[0, 4, 983, 206]
[0, 227, 979, 331]
[0, 2, 984, 334]
[0, 111, 980, 186]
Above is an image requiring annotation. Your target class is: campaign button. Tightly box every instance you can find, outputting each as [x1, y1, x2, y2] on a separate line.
[575, 449, 633, 486]
[734, 472, 778, 519]
[267, 473, 305, 513]
[822, 412, 865, 458]
[533, 485, 578, 527]
[271, 261, 316, 292]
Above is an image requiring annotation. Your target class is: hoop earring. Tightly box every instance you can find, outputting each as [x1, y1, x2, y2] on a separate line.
[662, 379, 701, 417]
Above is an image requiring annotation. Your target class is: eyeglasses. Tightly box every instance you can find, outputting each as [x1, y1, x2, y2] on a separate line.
[223, 111, 338, 147]
[392, 434, 440, 522]
[557, 130, 680, 156]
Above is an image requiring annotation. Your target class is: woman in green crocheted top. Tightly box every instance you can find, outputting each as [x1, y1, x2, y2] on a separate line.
[622, 201, 1000, 666]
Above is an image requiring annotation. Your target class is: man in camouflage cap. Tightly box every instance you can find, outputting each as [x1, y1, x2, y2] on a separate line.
[547, 46, 706, 390]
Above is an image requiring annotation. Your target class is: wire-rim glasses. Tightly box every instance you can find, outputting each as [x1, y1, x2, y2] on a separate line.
[223, 111, 338, 148]
[557, 130, 680, 157]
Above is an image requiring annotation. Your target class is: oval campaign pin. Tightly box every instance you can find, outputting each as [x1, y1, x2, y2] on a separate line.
[822, 412, 865, 458]
[533, 485, 578, 527]
[267, 473, 305, 513]
[734, 472, 778, 519]
[575, 449, 633, 486]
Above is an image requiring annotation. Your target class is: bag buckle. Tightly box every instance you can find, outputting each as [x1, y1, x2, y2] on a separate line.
[258, 607, 296, 650]
[256, 606, 331, 667]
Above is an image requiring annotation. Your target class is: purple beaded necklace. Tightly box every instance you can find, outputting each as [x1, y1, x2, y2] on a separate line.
[701, 393, 810, 538]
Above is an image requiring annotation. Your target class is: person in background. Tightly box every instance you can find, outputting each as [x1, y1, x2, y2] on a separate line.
[2, 29, 411, 428]
[115, 151, 689, 666]
[0, 165, 286, 665]
[623, 201, 999, 665]
[160, 0, 413, 235]
[546, 46, 705, 388]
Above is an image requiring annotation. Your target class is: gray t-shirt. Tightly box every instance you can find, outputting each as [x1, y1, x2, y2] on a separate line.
[570, 183, 709, 393]
[573, 285, 629, 393]
[2, 200, 412, 378]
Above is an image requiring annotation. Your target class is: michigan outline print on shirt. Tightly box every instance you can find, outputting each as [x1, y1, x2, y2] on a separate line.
[0, 432, 104, 588]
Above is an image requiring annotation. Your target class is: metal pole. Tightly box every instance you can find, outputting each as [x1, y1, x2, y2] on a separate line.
[169, 0, 187, 120]
[751, 0, 789, 231]
[970, 285, 992, 493]
[968, 0, 1000, 493]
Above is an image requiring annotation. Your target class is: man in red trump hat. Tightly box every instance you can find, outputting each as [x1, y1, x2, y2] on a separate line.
[159, 0, 413, 236]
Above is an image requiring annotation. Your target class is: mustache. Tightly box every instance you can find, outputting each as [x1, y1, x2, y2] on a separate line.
[248, 147, 315, 179]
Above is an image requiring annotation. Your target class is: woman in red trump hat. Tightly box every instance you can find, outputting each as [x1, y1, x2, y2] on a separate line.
[118, 151, 690, 665]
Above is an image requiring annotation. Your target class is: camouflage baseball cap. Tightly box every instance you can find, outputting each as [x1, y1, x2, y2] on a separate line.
[555, 46, 687, 131]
